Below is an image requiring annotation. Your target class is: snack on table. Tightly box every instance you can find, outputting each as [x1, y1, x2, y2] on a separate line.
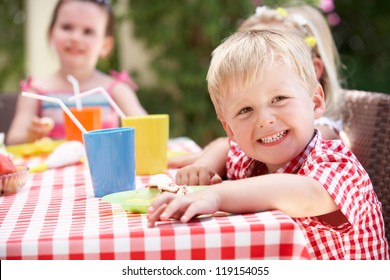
[0, 154, 17, 175]
[6, 138, 65, 157]
[102, 184, 207, 214]
[29, 140, 85, 173]
[40, 117, 54, 131]
[0, 154, 28, 195]
[148, 173, 189, 196]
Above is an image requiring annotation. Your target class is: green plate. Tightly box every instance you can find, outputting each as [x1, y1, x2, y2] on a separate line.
[102, 186, 207, 213]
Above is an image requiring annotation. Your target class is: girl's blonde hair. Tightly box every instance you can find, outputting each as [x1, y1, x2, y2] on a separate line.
[238, 5, 342, 120]
[207, 29, 319, 118]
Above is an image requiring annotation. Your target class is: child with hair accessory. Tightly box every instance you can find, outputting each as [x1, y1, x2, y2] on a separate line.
[241, 5, 343, 133]
[6, 0, 147, 145]
[168, 5, 346, 180]
[148, 30, 388, 260]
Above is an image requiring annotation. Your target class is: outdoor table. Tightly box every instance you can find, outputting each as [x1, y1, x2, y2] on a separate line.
[0, 138, 310, 260]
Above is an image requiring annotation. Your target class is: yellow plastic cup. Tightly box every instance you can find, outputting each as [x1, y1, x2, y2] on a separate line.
[64, 107, 102, 143]
[121, 114, 169, 175]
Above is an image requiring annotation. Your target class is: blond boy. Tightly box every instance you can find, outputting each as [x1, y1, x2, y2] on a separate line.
[148, 30, 388, 259]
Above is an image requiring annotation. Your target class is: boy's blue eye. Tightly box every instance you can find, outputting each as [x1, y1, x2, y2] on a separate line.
[237, 107, 253, 116]
[272, 96, 287, 103]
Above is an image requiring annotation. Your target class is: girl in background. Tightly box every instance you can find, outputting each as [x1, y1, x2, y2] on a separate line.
[239, 5, 343, 137]
[7, 0, 147, 145]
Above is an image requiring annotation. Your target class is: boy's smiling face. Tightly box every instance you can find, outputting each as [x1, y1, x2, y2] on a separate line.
[220, 63, 325, 173]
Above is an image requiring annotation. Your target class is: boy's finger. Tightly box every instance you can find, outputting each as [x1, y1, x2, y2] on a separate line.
[149, 192, 175, 211]
[199, 169, 217, 185]
[147, 192, 176, 226]
[180, 202, 202, 223]
[175, 171, 184, 185]
[158, 197, 184, 221]
[147, 203, 167, 227]
[210, 174, 223, 184]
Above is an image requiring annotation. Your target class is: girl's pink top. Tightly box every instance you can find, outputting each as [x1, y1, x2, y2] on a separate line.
[20, 70, 138, 139]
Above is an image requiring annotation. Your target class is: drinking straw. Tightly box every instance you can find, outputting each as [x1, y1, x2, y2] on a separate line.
[69, 87, 126, 118]
[22, 92, 87, 134]
[67, 75, 82, 111]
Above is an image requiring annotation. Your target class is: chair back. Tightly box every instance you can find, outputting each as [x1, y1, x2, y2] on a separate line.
[0, 93, 18, 135]
[342, 89, 390, 245]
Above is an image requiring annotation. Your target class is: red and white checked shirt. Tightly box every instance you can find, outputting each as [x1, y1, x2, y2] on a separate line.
[226, 130, 389, 259]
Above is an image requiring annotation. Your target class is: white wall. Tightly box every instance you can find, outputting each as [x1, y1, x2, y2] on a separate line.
[25, 0, 154, 85]
[116, 0, 155, 85]
[25, 0, 58, 78]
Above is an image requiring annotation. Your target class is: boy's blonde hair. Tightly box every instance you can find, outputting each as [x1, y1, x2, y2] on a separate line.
[238, 5, 342, 120]
[207, 29, 319, 118]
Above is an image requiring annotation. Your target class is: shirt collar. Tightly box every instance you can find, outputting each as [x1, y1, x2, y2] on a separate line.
[248, 129, 322, 177]
[275, 129, 321, 174]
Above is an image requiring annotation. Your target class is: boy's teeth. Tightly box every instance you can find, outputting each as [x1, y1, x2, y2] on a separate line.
[260, 130, 287, 143]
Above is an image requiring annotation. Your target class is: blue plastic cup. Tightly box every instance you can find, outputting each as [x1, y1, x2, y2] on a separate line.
[83, 127, 135, 197]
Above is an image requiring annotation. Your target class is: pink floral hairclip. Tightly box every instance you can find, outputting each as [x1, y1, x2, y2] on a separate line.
[254, 6, 317, 48]
[291, 14, 317, 48]
[320, 0, 340, 26]
[305, 36, 317, 48]
[275, 7, 288, 17]
[255, 6, 288, 18]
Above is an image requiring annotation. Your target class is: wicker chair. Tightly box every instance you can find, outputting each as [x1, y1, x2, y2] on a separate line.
[342, 89, 390, 246]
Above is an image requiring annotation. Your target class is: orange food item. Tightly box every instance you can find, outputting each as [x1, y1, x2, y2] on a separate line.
[0, 154, 17, 175]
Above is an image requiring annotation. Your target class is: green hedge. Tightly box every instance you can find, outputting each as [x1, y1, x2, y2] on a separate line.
[1, 0, 389, 146]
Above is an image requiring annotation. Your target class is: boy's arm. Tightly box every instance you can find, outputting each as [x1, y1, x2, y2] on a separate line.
[193, 137, 229, 177]
[168, 137, 229, 169]
[215, 173, 339, 218]
[148, 172, 340, 226]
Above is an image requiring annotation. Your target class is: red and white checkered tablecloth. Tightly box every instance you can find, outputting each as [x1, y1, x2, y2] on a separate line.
[0, 138, 310, 260]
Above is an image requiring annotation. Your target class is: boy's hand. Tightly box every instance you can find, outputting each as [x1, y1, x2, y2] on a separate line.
[175, 164, 222, 186]
[147, 188, 220, 227]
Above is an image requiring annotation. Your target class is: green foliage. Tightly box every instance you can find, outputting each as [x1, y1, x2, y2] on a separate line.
[125, 0, 322, 146]
[127, 0, 256, 146]
[332, 0, 390, 93]
[0, 0, 25, 92]
[1, 0, 389, 145]
[126, 0, 390, 145]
